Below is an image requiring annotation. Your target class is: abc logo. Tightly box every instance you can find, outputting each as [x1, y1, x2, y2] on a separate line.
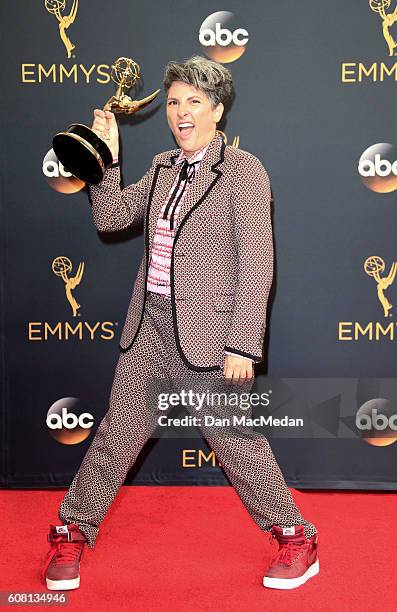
[46, 397, 94, 445]
[43, 149, 85, 194]
[355, 398, 397, 447]
[199, 11, 249, 63]
[358, 143, 397, 193]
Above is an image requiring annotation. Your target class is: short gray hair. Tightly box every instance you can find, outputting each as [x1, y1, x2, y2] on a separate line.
[163, 55, 234, 110]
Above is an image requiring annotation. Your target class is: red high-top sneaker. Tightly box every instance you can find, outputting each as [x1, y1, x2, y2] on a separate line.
[263, 525, 319, 589]
[42, 524, 87, 590]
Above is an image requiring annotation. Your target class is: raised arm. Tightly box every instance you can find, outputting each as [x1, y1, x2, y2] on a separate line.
[88, 162, 154, 233]
[87, 108, 155, 232]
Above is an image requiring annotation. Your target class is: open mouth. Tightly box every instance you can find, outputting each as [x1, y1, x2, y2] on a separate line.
[178, 123, 194, 137]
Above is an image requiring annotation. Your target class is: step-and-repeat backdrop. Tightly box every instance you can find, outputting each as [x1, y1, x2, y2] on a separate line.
[1, 1, 397, 489]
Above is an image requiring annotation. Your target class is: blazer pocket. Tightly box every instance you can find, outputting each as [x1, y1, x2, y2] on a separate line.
[212, 292, 235, 313]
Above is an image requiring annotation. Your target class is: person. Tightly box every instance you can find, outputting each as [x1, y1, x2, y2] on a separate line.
[42, 55, 319, 592]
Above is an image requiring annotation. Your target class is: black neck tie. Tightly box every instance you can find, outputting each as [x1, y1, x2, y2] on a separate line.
[163, 159, 199, 230]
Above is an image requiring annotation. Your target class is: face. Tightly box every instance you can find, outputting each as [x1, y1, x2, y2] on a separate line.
[166, 81, 224, 156]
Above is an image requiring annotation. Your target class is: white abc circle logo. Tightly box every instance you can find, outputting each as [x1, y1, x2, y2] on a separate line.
[43, 155, 73, 179]
[199, 11, 249, 63]
[355, 398, 397, 447]
[47, 408, 94, 429]
[46, 397, 94, 445]
[358, 143, 397, 193]
[43, 149, 85, 194]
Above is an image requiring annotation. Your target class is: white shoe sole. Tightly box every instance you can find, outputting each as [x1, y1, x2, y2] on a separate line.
[263, 559, 319, 590]
[46, 576, 80, 590]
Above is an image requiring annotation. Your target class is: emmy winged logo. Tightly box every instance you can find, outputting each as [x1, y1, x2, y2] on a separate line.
[44, 0, 78, 59]
[341, 2, 397, 82]
[369, 0, 397, 56]
[338, 255, 397, 342]
[52, 256, 84, 317]
[364, 255, 397, 317]
[27, 256, 117, 342]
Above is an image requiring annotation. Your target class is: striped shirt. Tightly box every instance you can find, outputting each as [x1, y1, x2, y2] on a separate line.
[146, 143, 209, 297]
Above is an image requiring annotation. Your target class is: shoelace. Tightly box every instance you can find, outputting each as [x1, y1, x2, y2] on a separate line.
[271, 539, 308, 566]
[41, 536, 83, 580]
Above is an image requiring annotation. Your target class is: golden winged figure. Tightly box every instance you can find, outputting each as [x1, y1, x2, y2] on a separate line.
[369, 0, 397, 56]
[64, 261, 84, 317]
[103, 89, 161, 114]
[103, 58, 160, 114]
[52, 257, 84, 317]
[364, 256, 397, 317]
[45, 0, 79, 59]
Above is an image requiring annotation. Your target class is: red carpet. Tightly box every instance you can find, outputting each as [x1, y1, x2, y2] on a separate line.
[1, 487, 396, 611]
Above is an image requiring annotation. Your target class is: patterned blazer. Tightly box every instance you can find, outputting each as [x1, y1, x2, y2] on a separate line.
[88, 133, 273, 372]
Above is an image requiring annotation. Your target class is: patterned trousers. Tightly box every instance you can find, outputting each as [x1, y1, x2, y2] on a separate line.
[59, 291, 317, 547]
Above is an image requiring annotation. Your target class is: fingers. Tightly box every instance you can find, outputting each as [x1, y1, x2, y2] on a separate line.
[235, 363, 253, 385]
[104, 110, 116, 123]
[92, 109, 116, 132]
[94, 109, 116, 124]
[91, 109, 120, 157]
[92, 109, 107, 137]
[93, 109, 106, 127]
[224, 360, 254, 385]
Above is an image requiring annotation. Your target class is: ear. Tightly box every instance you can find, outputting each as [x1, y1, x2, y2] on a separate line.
[214, 102, 224, 123]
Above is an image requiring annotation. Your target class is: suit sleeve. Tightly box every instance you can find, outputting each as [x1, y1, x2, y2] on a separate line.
[87, 156, 157, 232]
[224, 153, 274, 363]
[224, 350, 254, 363]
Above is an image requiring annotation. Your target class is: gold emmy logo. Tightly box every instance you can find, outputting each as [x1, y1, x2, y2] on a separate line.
[44, 0, 78, 59]
[369, 0, 397, 56]
[216, 130, 240, 149]
[364, 255, 397, 317]
[52, 256, 84, 317]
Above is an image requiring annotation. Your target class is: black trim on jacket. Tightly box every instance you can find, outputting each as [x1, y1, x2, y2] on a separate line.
[224, 346, 262, 362]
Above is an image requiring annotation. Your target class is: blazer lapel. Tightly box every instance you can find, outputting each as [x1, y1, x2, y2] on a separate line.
[146, 133, 225, 256]
[175, 134, 225, 232]
[147, 152, 179, 258]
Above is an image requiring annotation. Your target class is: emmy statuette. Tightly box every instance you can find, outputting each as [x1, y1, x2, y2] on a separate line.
[52, 57, 160, 184]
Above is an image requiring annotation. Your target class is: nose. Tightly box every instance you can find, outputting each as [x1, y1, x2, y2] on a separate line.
[177, 102, 190, 118]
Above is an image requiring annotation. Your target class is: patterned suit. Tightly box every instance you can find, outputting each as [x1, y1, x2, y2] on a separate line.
[58, 134, 317, 546]
[89, 134, 272, 367]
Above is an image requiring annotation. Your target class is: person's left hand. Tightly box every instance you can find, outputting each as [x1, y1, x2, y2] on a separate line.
[223, 354, 254, 385]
